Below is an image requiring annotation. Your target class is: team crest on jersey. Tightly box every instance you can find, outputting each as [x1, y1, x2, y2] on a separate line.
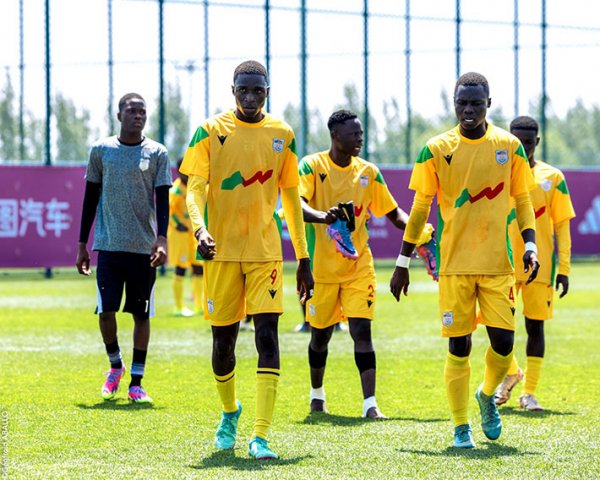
[495, 150, 508, 165]
[272, 138, 284, 153]
[541, 179, 552, 191]
[139, 158, 150, 171]
[442, 311, 453, 326]
[207, 299, 215, 314]
[360, 175, 369, 187]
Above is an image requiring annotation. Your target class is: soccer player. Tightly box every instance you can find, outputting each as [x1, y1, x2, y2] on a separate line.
[168, 158, 204, 317]
[300, 109, 435, 419]
[494, 116, 575, 411]
[390, 72, 540, 448]
[181, 60, 313, 460]
[76, 93, 171, 404]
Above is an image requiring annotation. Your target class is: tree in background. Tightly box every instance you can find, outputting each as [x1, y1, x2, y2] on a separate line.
[0, 69, 17, 162]
[147, 82, 189, 162]
[55, 93, 95, 162]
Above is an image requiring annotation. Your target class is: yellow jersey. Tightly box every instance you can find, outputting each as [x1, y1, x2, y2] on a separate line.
[299, 151, 397, 283]
[409, 124, 535, 275]
[509, 160, 575, 285]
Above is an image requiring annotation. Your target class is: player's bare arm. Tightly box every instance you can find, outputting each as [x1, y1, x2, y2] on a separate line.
[194, 226, 216, 260]
[521, 228, 540, 284]
[296, 257, 314, 305]
[390, 240, 416, 301]
[76, 242, 91, 276]
[300, 197, 341, 224]
[150, 235, 167, 267]
[385, 207, 409, 230]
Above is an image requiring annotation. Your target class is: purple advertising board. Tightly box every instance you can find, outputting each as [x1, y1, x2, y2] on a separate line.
[1, 165, 599, 268]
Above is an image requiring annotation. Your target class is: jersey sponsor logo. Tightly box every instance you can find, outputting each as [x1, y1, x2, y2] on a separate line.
[221, 169, 274, 190]
[319, 173, 327, 182]
[207, 299, 215, 314]
[268, 289, 277, 299]
[272, 138, 284, 153]
[217, 135, 227, 145]
[535, 206, 546, 219]
[495, 150, 508, 165]
[454, 182, 504, 208]
[578, 195, 600, 234]
[360, 175, 369, 187]
[541, 179, 552, 191]
[442, 311, 453, 326]
[443, 153, 453, 165]
[367, 299, 373, 308]
[139, 158, 150, 171]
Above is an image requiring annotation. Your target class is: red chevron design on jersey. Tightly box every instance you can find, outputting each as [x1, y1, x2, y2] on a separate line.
[242, 169, 273, 187]
[535, 206, 546, 219]
[469, 182, 504, 203]
[354, 204, 364, 217]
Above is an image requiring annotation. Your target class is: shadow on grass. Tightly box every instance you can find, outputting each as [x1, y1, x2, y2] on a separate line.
[299, 413, 446, 426]
[189, 449, 312, 471]
[397, 442, 538, 459]
[499, 406, 577, 418]
[75, 401, 160, 411]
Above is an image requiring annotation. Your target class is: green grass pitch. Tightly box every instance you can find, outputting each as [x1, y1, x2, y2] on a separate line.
[1, 262, 599, 479]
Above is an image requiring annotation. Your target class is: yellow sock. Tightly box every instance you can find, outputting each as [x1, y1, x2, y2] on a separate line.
[254, 368, 280, 440]
[524, 356, 543, 395]
[173, 275, 184, 311]
[506, 355, 520, 376]
[482, 347, 514, 396]
[191, 274, 203, 312]
[215, 370, 237, 413]
[445, 353, 471, 427]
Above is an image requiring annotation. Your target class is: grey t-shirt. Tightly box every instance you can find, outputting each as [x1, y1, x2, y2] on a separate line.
[85, 136, 172, 254]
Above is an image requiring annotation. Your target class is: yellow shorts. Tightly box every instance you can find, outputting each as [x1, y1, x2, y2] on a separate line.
[167, 230, 202, 268]
[438, 274, 516, 337]
[306, 270, 377, 329]
[203, 260, 283, 326]
[516, 282, 553, 321]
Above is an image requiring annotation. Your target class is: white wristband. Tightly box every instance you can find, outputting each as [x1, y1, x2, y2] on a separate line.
[396, 254, 411, 268]
[524, 242, 537, 254]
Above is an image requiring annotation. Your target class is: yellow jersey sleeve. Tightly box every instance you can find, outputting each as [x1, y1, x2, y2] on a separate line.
[298, 157, 316, 201]
[368, 167, 398, 217]
[279, 135, 299, 189]
[180, 124, 210, 179]
[408, 146, 438, 196]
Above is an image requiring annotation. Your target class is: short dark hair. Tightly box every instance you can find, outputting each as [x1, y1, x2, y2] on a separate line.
[118, 93, 145, 112]
[233, 60, 268, 83]
[510, 115, 539, 133]
[327, 110, 358, 132]
[455, 72, 489, 97]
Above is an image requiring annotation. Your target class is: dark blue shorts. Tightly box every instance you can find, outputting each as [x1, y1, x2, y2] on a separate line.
[95, 251, 156, 319]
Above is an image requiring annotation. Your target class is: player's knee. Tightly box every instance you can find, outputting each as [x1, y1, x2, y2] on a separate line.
[490, 330, 514, 356]
[349, 318, 372, 343]
[213, 337, 235, 360]
[175, 266, 186, 276]
[525, 318, 544, 338]
[255, 329, 279, 356]
[449, 335, 471, 357]
[308, 345, 328, 369]
[354, 351, 376, 374]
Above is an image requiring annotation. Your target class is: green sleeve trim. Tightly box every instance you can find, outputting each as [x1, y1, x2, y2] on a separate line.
[515, 144, 527, 162]
[288, 137, 297, 155]
[374, 170, 386, 184]
[557, 179, 569, 195]
[188, 126, 209, 147]
[416, 145, 434, 164]
[298, 159, 313, 176]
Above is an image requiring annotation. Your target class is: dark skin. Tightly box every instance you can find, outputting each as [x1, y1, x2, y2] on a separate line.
[389, 84, 540, 357]
[303, 117, 409, 417]
[511, 125, 569, 358]
[197, 71, 313, 372]
[75, 97, 167, 351]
